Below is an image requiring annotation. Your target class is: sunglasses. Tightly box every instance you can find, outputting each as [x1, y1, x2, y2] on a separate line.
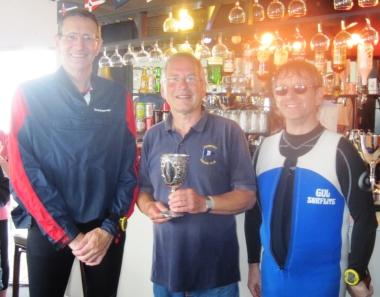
[274, 85, 318, 96]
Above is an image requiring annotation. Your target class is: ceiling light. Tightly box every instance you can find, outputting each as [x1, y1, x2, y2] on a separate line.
[179, 9, 194, 31]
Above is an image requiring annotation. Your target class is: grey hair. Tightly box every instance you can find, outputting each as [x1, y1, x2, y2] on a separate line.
[161, 52, 205, 84]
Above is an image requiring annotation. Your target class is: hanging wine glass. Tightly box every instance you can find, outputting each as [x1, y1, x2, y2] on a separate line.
[229, 1, 246, 23]
[110, 48, 123, 67]
[358, 0, 378, 7]
[310, 24, 330, 52]
[252, 0, 265, 21]
[248, 32, 262, 53]
[179, 39, 194, 55]
[123, 44, 137, 66]
[163, 12, 179, 33]
[310, 24, 330, 75]
[333, 20, 353, 49]
[195, 34, 211, 60]
[360, 18, 379, 46]
[288, 0, 306, 17]
[270, 31, 286, 51]
[164, 38, 178, 62]
[99, 49, 111, 68]
[212, 33, 228, 58]
[150, 41, 164, 62]
[289, 27, 306, 58]
[334, 0, 353, 10]
[136, 43, 150, 63]
[267, 0, 285, 19]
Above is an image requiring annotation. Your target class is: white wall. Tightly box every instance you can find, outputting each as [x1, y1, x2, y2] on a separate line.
[0, 0, 57, 51]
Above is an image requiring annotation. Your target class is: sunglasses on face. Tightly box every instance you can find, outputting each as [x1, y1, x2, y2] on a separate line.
[273, 84, 318, 96]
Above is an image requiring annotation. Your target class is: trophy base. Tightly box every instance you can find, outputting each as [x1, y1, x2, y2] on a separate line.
[162, 210, 185, 218]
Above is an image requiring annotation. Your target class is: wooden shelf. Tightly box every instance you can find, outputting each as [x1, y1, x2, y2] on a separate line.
[101, 7, 380, 51]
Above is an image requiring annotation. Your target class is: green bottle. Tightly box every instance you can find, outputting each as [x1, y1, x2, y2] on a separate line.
[155, 67, 161, 93]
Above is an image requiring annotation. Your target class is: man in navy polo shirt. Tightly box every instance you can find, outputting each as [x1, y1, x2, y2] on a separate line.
[137, 52, 257, 296]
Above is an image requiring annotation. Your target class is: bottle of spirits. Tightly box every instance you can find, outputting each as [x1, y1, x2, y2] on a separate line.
[223, 50, 235, 76]
[331, 46, 346, 74]
[207, 56, 223, 85]
[357, 43, 374, 94]
[155, 67, 162, 93]
[140, 67, 149, 93]
[148, 67, 156, 93]
[231, 58, 245, 93]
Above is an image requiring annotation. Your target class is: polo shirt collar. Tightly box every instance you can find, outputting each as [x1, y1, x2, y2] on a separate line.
[164, 106, 208, 134]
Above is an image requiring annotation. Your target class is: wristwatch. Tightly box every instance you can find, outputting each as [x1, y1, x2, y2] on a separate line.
[344, 269, 360, 286]
[205, 196, 214, 213]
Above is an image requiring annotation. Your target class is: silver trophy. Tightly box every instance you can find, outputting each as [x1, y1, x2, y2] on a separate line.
[360, 134, 380, 202]
[348, 129, 364, 161]
[160, 153, 190, 218]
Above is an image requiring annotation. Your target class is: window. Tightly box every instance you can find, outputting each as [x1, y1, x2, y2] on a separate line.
[0, 49, 57, 133]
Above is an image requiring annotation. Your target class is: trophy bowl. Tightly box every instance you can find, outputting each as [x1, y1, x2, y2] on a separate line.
[360, 134, 380, 194]
[349, 129, 364, 161]
[160, 153, 190, 218]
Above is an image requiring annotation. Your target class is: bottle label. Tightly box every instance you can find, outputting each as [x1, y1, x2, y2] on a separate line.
[332, 48, 346, 64]
[357, 44, 373, 69]
[136, 103, 145, 118]
[224, 60, 235, 73]
[148, 76, 155, 92]
[136, 118, 146, 132]
[208, 57, 223, 66]
[314, 51, 326, 74]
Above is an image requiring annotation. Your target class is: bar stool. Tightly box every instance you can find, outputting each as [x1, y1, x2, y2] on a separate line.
[12, 232, 27, 297]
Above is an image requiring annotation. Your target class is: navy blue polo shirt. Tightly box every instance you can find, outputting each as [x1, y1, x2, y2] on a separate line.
[139, 108, 257, 292]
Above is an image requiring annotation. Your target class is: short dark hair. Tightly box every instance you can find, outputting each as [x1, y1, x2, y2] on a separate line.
[272, 59, 323, 89]
[57, 9, 101, 38]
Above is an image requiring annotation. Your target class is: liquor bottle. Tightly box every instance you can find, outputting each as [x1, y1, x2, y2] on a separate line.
[314, 51, 327, 75]
[223, 50, 236, 76]
[273, 48, 288, 72]
[155, 67, 161, 93]
[207, 56, 223, 85]
[331, 46, 346, 96]
[357, 43, 374, 94]
[140, 67, 149, 93]
[231, 58, 245, 93]
[331, 46, 346, 74]
[148, 67, 156, 93]
[272, 31, 288, 73]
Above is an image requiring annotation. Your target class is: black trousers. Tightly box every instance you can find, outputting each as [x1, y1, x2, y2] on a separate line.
[27, 220, 125, 297]
[0, 219, 9, 290]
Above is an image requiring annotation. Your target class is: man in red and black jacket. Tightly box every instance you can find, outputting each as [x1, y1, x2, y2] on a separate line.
[9, 9, 138, 297]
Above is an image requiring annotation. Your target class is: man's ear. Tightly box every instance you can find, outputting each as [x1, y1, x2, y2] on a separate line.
[315, 86, 324, 107]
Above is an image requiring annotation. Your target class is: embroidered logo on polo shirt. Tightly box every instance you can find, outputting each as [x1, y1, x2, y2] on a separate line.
[200, 145, 217, 165]
[94, 108, 111, 112]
